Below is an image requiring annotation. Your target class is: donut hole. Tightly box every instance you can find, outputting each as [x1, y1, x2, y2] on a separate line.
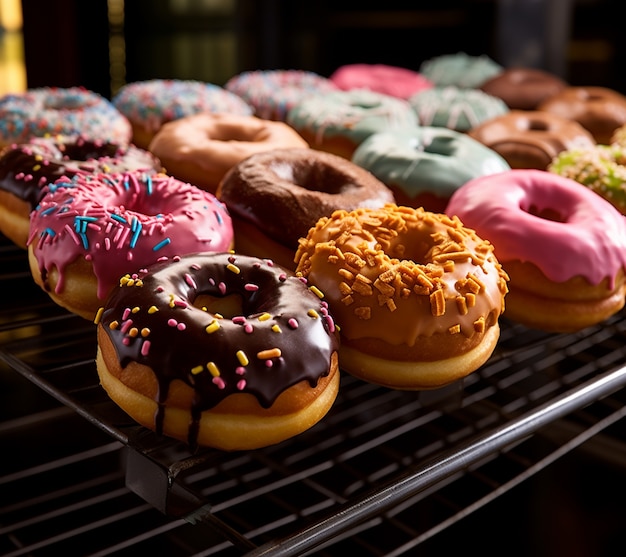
[194, 293, 244, 317]
[270, 162, 360, 195]
[525, 119, 550, 132]
[44, 92, 92, 111]
[420, 135, 456, 157]
[527, 204, 565, 222]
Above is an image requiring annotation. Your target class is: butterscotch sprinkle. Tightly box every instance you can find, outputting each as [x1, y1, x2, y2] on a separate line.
[129, 327, 139, 337]
[430, 289, 446, 316]
[385, 298, 397, 311]
[474, 316, 486, 333]
[258, 348, 281, 359]
[341, 294, 354, 305]
[339, 282, 352, 295]
[466, 293, 476, 307]
[354, 306, 372, 319]
[456, 296, 468, 315]
[344, 253, 366, 268]
[468, 273, 486, 292]
[141, 328, 150, 337]
[338, 268, 354, 280]
[374, 278, 395, 296]
[109, 320, 119, 330]
[352, 280, 373, 296]
[443, 260, 455, 273]
[449, 324, 461, 334]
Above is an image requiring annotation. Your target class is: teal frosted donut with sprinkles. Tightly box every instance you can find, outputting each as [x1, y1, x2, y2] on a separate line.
[0, 86, 132, 148]
[95, 252, 340, 450]
[112, 79, 253, 149]
[27, 171, 234, 320]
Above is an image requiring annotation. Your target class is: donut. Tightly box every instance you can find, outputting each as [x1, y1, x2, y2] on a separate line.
[419, 52, 503, 89]
[467, 110, 596, 170]
[0, 136, 162, 248]
[446, 169, 626, 333]
[286, 89, 419, 159]
[27, 171, 234, 320]
[351, 127, 510, 213]
[548, 144, 626, 214]
[95, 252, 340, 451]
[479, 66, 568, 110]
[216, 148, 395, 270]
[294, 204, 509, 390]
[147, 112, 308, 194]
[0, 87, 132, 148]
[112, 79, 253, 149]
[329, 63, 434, 99]
[408, 86, 509, 133]
[611, 122, 626, 146]
[224, 69, 338, 122]
[537, 86, 626, 144]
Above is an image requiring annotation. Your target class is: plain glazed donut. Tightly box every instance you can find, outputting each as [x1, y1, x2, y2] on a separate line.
[0, 87, 132, 148]
[548, 144, 626, 214]
[408, 86, 508, 133]
[467, 110, 595, 170]
[224, 69, 338, 121]
[112, 79, 253, 149]
[28, 171, 233, 320]
[287, 89, 419, 159]
[419, 52, 503, 89]
[294, 204, 509, 390]
[0, 136, 163, 248]
[216, 148, 395, 270]
[446, 169, 626, 332]
[147, 112, 308, 193]
[330, 63, 433, 99]
[479, 67, 568, 110]
[351, 127, 510, 213]
[95, 252, 340, 451]
[538, 86, 626, 144]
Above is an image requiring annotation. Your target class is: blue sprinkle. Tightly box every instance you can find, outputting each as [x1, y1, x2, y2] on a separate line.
[130, 219, 142, 248]
[214, 210, 223, 225]
[41, 207, 57, 216]
[146, 175, 153, 195]
[110, 214, 127, 224]
[152, 237, 171, 251]
[123, 176, 130, 190]
[43, 227, 56, 238]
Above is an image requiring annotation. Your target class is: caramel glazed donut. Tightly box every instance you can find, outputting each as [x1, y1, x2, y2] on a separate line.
[295, 204, 509, 390]
[216, 148, 395, 270]
[96, 252, 341, 451]
[0, 136, 162, 248]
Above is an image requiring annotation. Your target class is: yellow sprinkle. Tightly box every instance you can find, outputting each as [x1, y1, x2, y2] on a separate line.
[126, 278, 135, 287]
[94, 307, 104, 324]
[205, 320, 220, 334]
[148, 305, 159, 314]
[169, 294, 176, 308]
[258, 312, 271, 321]
[236, 350, 249, 366]
[141, 328, 150, 337]
[308, 309, 320, 319]
[309, 285, 324, 298]
[109, 320, 119, 330]
[207, 362, 220, 377]
[33, 164, 41, 171]
[214, 313, 224, 319]
[132, 306, 140, 313]
[129, 327, 139, 337]
[191, 365, 204, 375]
[227, 263, 241, 274]
[119, 274, 131, 286]
[272, 324, 282, 333]
[257, 348, 282, 360]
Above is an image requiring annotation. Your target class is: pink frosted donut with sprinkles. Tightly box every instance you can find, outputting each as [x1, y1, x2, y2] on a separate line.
[112, 79, 253, 149]
[0, 87, 132, 148]
[224, 69, 338, 121]
[95, 252, 340, 450]
[27, 170, 234, 320]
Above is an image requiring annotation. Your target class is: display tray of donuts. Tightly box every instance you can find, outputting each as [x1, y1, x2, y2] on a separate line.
[3, 55, 626, 458]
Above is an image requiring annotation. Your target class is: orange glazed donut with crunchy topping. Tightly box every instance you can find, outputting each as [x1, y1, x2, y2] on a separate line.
[295, 204, 509, 390]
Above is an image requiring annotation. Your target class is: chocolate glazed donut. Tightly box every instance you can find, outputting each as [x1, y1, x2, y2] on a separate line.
[216, 148, 395, 268]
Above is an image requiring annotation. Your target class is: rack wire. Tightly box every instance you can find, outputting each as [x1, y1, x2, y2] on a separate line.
[2, 236, 626, 556]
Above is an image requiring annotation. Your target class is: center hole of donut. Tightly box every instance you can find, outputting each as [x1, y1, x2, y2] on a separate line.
[194, 293, 244, 317]
[526, 119, 549, 131]
[272, 162, 358, 194]
[44, 94, 91, 110]
[527, 204, 565, 222]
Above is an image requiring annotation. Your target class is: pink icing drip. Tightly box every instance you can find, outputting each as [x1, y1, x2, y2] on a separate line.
[446, 169, 626, 286]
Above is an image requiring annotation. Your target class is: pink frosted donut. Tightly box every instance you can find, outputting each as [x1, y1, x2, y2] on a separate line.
[446, 169, 626, 332]
[330, 63, 433, 99]
[27, 171, 234, 320]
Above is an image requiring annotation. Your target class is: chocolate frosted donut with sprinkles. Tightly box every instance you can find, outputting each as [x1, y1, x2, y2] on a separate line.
[95, 252, 340, 451]
[0, 135, 162, 248]
[27, 170, 233, 320]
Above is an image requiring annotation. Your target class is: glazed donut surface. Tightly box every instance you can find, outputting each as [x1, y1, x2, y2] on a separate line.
[295, 204, 509, 389]
[0, 87, 132, 147]
[28, 171, 233, 319]
[96, 252, 340, 450]
[148, 112, 308, 193]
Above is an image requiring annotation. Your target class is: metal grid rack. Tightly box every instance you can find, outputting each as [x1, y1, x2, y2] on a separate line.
[2, 235, 626, 556]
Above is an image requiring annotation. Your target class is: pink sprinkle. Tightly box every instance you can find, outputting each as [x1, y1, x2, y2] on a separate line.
[121, 319, 133, 333]
[278, 273, 287, 282]
[122, 337, 131, 346]
[212, 376, 226, 389]
[325, 314, 336, 333]
[265, 259, 274, 266]
[38, 177, 47, 186]
[298, 276, 308, 284]
[235, 366, 246, 375]
[244, 283, 259, 291]
[218, 282, 226, 294]
[288, 318, 299, 329]
[141, 340, 151, 356]
[177, 322, 186, 331]
[15, 172, 24, 179]
[244, 323, 253, 334]
[174, 300, 188, 308]
[237, 379, 246, 390]
[184, 273, 197, 289]
[191, 264, 201, 270]
[265, 360, 273, 368]
[122, 307, 131, 320]
[24, 174, 33, 182]
[228, 255, 236, 263]
[156, 286, 164, 292]
[209, 278, 216, 286]
[167, 318, 178, 327]
[232, 316, 246, 324]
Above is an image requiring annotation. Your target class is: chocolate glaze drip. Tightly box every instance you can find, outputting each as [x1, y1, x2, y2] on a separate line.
[99, 252, 340, 447]
[0, 137, 161, 208]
